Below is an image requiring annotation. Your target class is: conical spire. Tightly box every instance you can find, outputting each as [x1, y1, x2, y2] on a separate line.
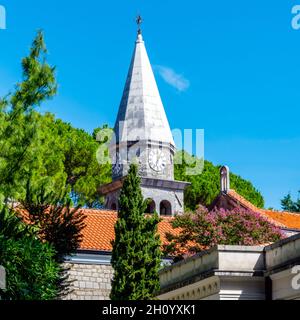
[114, 28, 175, 146]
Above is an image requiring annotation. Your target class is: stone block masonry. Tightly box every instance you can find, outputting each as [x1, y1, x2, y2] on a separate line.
[64, 263, 114, 300]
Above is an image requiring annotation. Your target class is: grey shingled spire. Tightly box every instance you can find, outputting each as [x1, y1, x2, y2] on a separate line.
[114, 31, 175, 146]
[101, 24, 190, 215]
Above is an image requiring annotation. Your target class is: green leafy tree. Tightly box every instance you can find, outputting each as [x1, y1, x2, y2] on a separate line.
[0, 31, 91, 299]
[0, 29, 111, 208]
[0, 30, 57, 201]
[0, 31, 65, 300]
[281, 192, 300, 213]
[24, 114, 112, 208]
[1, 110, 112, 208]
[0, 206, 60, 300]
[110, 164, 161, 300]
[56, 121, 112, 207]
[174, 151, 264, 210]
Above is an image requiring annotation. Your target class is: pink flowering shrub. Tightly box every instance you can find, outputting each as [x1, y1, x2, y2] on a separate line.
[163, 208, 284, 260]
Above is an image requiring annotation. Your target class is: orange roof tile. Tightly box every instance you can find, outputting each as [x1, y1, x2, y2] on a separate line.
[227, 190, 266, 214]
[79, 209, 178, 251]
[15, 206, 178, 252]
[227, 189, 300, 230]
[263, 210, 300, 230]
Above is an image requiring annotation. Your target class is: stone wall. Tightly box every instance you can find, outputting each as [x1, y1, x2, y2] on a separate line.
[64, 262, 113, 300]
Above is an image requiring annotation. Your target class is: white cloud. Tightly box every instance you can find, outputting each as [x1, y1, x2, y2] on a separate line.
[154, 65, 190, 92]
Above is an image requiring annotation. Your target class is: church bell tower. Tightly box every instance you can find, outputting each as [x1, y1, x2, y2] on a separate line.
[100, 17, 189, 215]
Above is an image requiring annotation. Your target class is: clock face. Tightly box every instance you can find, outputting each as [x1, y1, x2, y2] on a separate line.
[112, 152, 122, 175]
[149, 149, 167, 172]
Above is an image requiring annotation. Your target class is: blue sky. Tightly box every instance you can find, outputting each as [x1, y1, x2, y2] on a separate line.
[0, 0, 300, 209]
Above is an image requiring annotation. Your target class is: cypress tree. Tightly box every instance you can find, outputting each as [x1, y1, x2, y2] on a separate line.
[110, 164, 162, 300]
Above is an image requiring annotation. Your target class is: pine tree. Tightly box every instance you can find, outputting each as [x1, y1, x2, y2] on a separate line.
[0, 30, 57, 200]
[281, 192, 300, 213]
[110, 164, 162, 300]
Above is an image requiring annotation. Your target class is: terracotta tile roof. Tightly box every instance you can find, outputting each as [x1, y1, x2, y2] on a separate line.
[263, 210, 300, 230]
[16, 190, 300, 254]
[227, 190, 266, 214]
[227, 189, 300, 230]
[15, 206, 178, 252]
[79, 209, 178, 251]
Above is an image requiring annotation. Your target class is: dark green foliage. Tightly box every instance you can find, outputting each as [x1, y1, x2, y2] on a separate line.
[21, 183, 86, 262]
[46, 119, 112, 208]
[110, 164, 161, 300]
[0, 110, 111, 208]
[174, 151, 264, 210]
[0, 206, 60, 300]
[281, 192, 300, 213]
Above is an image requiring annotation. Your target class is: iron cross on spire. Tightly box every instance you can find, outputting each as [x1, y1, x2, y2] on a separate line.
[136, 15, 143, 34]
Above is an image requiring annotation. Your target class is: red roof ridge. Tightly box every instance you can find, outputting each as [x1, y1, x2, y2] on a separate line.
[228, 189, 299, 215]
[263, 209, 300, 217]
[80, 208, 115, 213]
[227, 189, 300, 229]
[79, 208, 176, 220]
[227, 189, 264, 212]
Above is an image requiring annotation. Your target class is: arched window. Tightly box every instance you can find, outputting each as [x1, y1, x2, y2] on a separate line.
[145, 199, 156, 214]
[160, 200, 172, 216]
[111, 203, 117, 210]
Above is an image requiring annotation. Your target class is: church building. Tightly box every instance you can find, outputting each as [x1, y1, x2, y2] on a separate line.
[99, 21, 189, 215]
